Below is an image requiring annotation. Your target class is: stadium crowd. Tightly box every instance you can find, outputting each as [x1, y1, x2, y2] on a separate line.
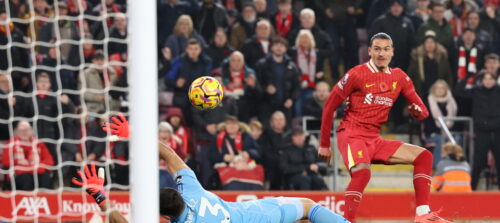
[0, 0, 499, 192]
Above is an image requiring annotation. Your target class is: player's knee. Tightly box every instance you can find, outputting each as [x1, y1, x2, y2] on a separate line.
[350, 165, 371, 183]
[350, 163, 371, 173]
[299, 198, 316, 218]
[413, 149, 432, 165]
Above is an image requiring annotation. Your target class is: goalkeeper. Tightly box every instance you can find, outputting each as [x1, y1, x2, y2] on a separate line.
[72, 114, 349, 223]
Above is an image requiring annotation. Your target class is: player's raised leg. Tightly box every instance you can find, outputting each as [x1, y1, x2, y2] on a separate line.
[388, 144, 451, 223]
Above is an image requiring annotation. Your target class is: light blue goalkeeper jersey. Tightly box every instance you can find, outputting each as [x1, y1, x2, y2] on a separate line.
[170, 168, 295, 223]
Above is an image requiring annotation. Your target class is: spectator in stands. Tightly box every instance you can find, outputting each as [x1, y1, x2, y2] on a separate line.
[288, 29, 325, 117]
[454, 28, 484, 116]
[455, 72, 500, 190]
[211, 116, 263, 190]
[302, 81, 331, 119]
[443, 0, 478, 40]
[416, 2, 455, 62]
[0, 74, 15, 141]
[157, 0, 197, 52]
[159, 122, 183, 188]
[242, 19, 273, 69]
[432, 143, 472, 192]
[281, 128, 327, 190]
[272, 0, 299, 39]
[108, 13, 127, 59]
[90, 0, 125, 40]
[248, 119, 264, 147]
[481, 53, 500, 80]
[256, 37, 300, 123]
[370, 0, 415, 71]
[164, 107, 192, 158]
[230, 2, 258, 50]
[261, 111, 291, 190]
[165, 38, 212, 115]
[75, 34, 97, 66]
[408, 0, 431, 29]
[480, 0, 500, 54]
[39, 2, 79, 61]
[408, 31, 453, 96]
[165, 15, 207, 59]
[22, 0, 54, 45]
[2, 121, 54, 190]
[206, 28, 234, 69]
[254, 0, 270, 20]
[366, 0, 396, 29]
[79, 50, 119, 114]
[287, 9, 334, 79]
[0, 8, 30, 92]
[22, 73, 75, 160]
[226, 8, 239, 27]
[218, 51, 261, 122]
[466, 11, 493, 51]
[322, 0, 360, 71]
[196, 0, 228, 42]
[422, 80, 457, 167]
[84, 115, 108, 162]
[40, 43, 77, 93]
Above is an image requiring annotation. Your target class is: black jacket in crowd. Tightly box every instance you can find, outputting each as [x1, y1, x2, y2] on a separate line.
[455, 79, 500, 131]
[196, 3, 228, 41]
[242, 36, 272, 69]
[206, 43, 235, 69]
[370, 12, 415, 71]
[302, 94, 323, 119]
[280, 143, 326, 177]
[255, 54, 300, 106]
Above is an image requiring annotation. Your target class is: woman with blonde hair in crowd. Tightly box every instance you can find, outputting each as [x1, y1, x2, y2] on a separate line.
[163, 15, 207, 59]
[422, 79, 457, 167]
[288, 29, 324, 117]
[432, 143, 472, 192]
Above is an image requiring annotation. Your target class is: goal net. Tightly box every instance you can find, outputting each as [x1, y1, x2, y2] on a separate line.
[0, 0, 136, 222]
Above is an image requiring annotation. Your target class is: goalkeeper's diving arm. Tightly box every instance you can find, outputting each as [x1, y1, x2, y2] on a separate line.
[159, 142, 190, 175]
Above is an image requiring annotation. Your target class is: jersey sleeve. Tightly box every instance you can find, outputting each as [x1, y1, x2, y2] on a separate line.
[319, 72, 358, 148]
[173, 168, 205, 196]
[401, 73, 429, 120]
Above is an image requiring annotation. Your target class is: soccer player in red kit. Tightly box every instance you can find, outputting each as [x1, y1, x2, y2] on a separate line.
[318, 33, 451, 223]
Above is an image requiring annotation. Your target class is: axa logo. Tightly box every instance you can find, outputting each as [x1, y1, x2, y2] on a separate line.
[14, 197, 52, 216]
[363, 93, 374, 104]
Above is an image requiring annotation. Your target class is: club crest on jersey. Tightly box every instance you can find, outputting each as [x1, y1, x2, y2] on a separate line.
[392, 81, 398, 92]
[338, 73, 349, 89]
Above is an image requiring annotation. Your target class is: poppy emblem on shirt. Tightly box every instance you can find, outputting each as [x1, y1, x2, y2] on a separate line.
[379, 82, 388, 92]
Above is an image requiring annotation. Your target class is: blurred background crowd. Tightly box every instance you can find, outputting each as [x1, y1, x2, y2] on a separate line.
[0, 0, 499, 192]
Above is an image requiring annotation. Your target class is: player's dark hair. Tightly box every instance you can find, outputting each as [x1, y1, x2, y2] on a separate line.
[429, 2, 445, 10]
[369, 32, 393, 47]
[159, 188, 185, 219]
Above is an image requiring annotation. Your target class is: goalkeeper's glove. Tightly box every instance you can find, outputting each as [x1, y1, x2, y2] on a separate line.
[102, 113, 130, 139]
[72, 163, 108, 206]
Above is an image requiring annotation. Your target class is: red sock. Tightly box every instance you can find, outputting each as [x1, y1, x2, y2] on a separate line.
[413, 150, 433, 207]
[345, 168, 371, 222]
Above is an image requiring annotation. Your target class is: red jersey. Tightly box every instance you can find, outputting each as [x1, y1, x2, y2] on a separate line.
[2, 137, 55, 175]
[320, 60, 429, 148]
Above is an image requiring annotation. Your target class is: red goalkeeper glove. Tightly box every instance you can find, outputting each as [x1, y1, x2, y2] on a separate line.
[102, 113, 129, 139]
[408, 103, 423, 119]
[72, 163, 107, 206]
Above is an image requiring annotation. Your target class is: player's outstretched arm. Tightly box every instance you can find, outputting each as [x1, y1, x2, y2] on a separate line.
[402, 77, 429, 120]
[159, 142, 190, 175]
[72, 164, 128, 223]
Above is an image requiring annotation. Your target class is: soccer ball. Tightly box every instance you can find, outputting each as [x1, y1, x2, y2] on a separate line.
[188, 76, 224, 110]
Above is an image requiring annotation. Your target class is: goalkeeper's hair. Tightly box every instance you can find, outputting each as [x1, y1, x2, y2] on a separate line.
[369, 32, 393, 47]
[159, 188, 185, 219]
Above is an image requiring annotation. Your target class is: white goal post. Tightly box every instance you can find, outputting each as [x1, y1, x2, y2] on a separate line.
[128, 0, 159, 222]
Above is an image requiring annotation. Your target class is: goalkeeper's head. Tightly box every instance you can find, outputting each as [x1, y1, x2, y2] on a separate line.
[159, 188, 185, 220]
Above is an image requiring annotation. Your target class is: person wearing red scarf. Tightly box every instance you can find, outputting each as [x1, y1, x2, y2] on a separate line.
[273, 0, 299, 39]
[2, 121, 55, 190]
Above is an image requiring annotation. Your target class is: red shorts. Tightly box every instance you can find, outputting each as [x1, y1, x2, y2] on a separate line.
[337, 128, 403, 170]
